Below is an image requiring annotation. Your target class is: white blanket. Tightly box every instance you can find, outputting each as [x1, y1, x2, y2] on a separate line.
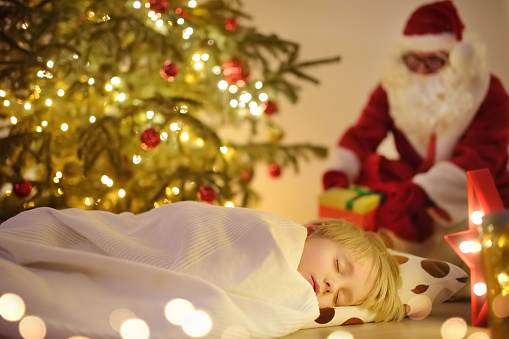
[0, 201, 319, 338]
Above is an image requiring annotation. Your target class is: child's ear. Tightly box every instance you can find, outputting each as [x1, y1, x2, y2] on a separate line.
[304, 223, 319, 236]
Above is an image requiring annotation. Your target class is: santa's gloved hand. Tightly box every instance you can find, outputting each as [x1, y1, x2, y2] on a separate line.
[322, 170, 349, 190]
[370, 181, 434, 242]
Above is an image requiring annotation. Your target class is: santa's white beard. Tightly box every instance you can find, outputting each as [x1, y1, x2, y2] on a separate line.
[381, 64, 475, 144]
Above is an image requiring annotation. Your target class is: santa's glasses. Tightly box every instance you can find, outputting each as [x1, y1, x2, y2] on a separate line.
[402, 52, 449, 73]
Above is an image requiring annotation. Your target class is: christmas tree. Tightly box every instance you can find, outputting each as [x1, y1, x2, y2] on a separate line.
[0, 0, 338, 222]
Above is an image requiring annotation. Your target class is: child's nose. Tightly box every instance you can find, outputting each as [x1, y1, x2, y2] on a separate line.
[324, 280, 335, 294]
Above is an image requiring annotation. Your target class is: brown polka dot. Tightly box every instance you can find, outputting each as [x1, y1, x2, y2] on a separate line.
[457, 276, 468, 283]
[404, 304, 411, 316]
[341, 317, 364, 325]
[434, 288, 455, 304]
[393, 255, 409, 264]
[314, 307, 335, 324]
[421, 259, 450, 278]
[411, 284, 430, 294]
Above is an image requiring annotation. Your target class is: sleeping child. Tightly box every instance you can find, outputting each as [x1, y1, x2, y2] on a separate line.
[0, 201, 403, 338]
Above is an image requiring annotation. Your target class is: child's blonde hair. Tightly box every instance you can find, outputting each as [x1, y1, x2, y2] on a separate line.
[305, 219, 405, 323]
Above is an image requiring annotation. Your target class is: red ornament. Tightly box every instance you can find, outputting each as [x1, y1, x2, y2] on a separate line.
[13, 180, 33, 198]
[268, 163, 281, 178]
[174, 8, 188, 19]
[221, 59, 249, 86]
[224, 17, 237, 31]
[240, 169, 252, 181]
[197, 186, 217, 203]
[260, 101, 278, 116]
[140, 127, 161, 150]
[149, 0, 168, 13]
[160, 60, 178, 81]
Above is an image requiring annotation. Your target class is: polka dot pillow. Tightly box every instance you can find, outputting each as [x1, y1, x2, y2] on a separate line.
[302, 249, 468, 328]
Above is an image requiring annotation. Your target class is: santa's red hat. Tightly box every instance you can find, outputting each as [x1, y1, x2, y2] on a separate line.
[399, 1, 476, 68]
[400, 1, 464, 52]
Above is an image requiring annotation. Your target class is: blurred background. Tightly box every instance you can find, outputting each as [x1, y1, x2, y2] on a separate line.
[244, 0, 509, 224]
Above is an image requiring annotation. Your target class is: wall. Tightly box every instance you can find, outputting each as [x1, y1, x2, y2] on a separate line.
[242, 0, 509, 223]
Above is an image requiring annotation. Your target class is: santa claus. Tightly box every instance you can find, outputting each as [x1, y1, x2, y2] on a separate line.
[323, 1, 509, 244]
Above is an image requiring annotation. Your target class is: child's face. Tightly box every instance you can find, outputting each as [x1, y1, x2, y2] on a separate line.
[298, 236, 375, 308]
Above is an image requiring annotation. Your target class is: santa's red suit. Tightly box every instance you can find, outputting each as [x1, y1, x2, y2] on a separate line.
[323, 1, 509, 242]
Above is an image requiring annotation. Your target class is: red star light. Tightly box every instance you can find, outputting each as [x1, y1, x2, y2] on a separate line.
[444, 169, 504, 327]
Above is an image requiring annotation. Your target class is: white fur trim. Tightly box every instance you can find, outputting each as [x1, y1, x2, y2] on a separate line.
[398, 32, 457, 52]
[450, 41, 475, 68]
[325, 147, 361, 183]
[413, 162, 468, 226]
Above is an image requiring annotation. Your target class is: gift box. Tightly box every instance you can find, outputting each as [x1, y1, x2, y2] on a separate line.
[318, 187, 382, 231]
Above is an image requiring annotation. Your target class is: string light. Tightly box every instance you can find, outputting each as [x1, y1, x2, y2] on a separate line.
[118, 189, 126, 198]
[212, 66, 221, 75]
[46, 60, 54, 68]
[133, 1, 141, 9]
[180, 132, 189, 141]
[88, 78, 95, 85]
[24, 103, 31, 110]
[471, 210, 483, 225]
[45, 99, 52, 106]
[172, 187, 179, 195]
[327, 331, 354, 339]
[3, 99, 10, 106]
[61, 123, 68, 131]
[41, 121, 48, 126]
[218, 81, 228, 90]
[170, 123, 180, 131]
[110, 77, 120, 85]
[119, 318, 150, 339]
[181, 310, 213, 337]
[165, 298, 194, 325]
[228, 85, 238, 94]
[10, 116, 17, 124]
[255, 81, 263, 89]
[188, 0, 197, 8]
[110, 308, 136, 332]
[459, 241, 481, 253]
[229, 99, 238, 108]
[239, 93, 251, 103]
[225, 201, 234, 207]
[115, 93, 126, 101]
[473, 282, 487, 296]
[0, 90, 5, 96]
[220, 146, 228, 154]
[0, 293, 26, 321]
[440, 317, 467, 339]
[258, 93, 268, 101]
[160, 132, 168, 141]
[19, 315, 46, 339]
[89, 116, 96, 123]
[133, 155, 141, 164]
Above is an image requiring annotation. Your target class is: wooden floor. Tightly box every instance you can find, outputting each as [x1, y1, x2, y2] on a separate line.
[283, 300, 491, 339]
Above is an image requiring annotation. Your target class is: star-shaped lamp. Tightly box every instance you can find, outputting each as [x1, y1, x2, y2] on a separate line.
[444, 168, 504, 327]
